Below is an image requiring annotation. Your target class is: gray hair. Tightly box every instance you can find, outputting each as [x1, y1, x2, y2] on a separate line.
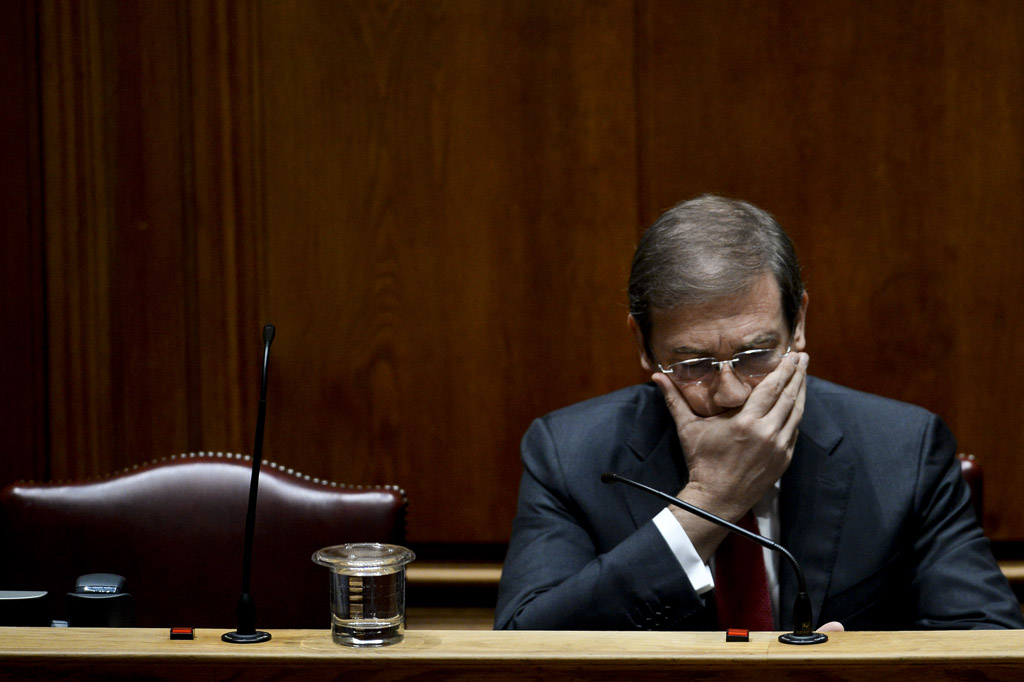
[628, 194, 804, 342]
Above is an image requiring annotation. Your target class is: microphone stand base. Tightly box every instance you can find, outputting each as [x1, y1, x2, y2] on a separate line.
[778, 631, 828, 645]
[222, 630, 272, 644]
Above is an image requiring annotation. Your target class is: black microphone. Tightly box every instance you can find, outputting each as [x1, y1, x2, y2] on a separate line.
[600, 471, 827, 645]
[223, 323, 276, 644]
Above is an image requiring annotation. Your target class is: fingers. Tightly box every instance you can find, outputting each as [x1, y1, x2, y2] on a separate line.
[774, 353, 808, 449]
[740, 351, 804, 420]
[651, 371, 699, 428]
[752, 351, 807, 415]
[732, 352, 807, 465]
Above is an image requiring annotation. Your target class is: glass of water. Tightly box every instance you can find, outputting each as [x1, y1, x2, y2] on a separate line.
[312, 543, 416, 647]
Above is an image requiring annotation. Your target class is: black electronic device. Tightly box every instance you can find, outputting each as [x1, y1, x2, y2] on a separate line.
[74, 573, 126, 594]
[66, 573, 134, 627]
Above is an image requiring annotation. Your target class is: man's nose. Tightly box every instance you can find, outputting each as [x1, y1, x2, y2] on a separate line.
[711, 363, 751, 408]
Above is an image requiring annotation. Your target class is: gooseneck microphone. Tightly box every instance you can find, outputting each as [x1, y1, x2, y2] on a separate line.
[223, 323, 276, 644]
[600, 471, 828, 645]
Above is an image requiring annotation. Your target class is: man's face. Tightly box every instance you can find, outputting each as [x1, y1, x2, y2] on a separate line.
[630, 272, 808, 417]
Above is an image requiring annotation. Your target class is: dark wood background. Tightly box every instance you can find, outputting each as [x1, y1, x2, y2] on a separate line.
[3, 0, 1023, 548]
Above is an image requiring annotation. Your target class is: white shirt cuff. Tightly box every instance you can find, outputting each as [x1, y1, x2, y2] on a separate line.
[653, 507, 715, 594]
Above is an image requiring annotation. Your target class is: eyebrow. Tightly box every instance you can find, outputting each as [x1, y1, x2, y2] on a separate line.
[668, 332, 781, 357]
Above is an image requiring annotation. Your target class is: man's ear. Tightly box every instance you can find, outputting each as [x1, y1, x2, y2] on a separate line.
[628, 314, 657, 373]
[792, 291, 809, 351]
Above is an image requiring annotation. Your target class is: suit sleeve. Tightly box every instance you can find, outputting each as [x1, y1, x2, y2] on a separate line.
[493, 417, 708, 630]
[909, 415, 1023, 629]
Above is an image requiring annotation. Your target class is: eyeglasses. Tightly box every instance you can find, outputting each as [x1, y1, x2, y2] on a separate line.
[655, 346, 791, 386]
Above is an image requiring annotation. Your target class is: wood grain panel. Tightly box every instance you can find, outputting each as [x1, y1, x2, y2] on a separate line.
[0, 0, 47, 481]
[256, 0, 641, 542]
[36, 1, 269, 479]
[25, 0, 642, 544]
[39, 0, 119, 478]
[5, 628, 1024, 681]
[38, 1, 197, 478]
[18, 0, 1024, 546]
[185, 0, 266, 456]
[637, 0, 1024, 538]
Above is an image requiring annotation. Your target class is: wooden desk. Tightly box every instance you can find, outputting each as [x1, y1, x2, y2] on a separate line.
[1001, 560, 1024, 584]
[406, 561, 502, 586]
[1, 627, 1023, 681]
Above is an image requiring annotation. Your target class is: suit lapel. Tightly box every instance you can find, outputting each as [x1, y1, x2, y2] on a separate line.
[778, 384, 853, 629]
[620, 387, 686, 528]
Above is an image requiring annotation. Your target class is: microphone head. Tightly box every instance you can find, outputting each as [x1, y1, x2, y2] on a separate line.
[600, 472, 618, 484]
[263, 323, 275, 345]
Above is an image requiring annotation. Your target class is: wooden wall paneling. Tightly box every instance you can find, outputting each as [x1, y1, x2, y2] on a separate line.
[185, 0, 266, 456]
[935, 0, 1024, 537]
[39, 0, 118, 479]
[255, 0, 642, 543]
[39, 1, 195, 478]
[30, 0, 1023, 545]
[636, 0, 1024, 539]
[0, 0, 47, 481]
[108, 1, 197, 468]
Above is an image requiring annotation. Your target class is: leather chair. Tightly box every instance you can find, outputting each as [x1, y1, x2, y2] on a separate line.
[0, 452, 407, 628]
[958, 452, 983, 526]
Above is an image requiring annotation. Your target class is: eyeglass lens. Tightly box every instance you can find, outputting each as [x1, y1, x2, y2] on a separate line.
[670, 349, 784, 385]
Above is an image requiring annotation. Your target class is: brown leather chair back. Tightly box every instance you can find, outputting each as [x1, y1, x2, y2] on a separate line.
[958, 452, 983, 526]
[0, 452, 407, 628]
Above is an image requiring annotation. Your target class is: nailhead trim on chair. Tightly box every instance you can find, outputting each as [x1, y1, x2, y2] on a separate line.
[19, 451, 409, 537]
[36, 451, 404, 496]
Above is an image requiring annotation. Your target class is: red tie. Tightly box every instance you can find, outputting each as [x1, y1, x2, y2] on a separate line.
[714, 510, 774, 630]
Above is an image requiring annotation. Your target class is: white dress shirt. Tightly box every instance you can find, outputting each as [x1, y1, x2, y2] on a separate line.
[653, 481, 781, 627]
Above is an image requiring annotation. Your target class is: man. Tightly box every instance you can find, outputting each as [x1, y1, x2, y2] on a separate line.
[494, 195, 1022, 631]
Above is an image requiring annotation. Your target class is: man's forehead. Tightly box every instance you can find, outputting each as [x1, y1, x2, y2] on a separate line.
[647, 274, 787, 351]
[664, 329, 783, 356]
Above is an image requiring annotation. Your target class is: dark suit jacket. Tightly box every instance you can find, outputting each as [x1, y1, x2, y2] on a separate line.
[494, 377, 1023, 630]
